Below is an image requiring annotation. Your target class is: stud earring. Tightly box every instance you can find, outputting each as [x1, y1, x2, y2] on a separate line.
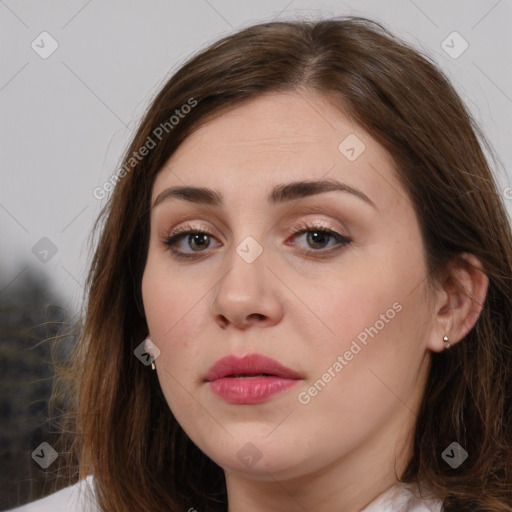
[443, 335, 451, 350]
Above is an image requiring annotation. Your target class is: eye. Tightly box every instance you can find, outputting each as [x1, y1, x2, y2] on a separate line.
[162, 222, 221, 259]
[162, 220, 352, 260]
[288, 221, 351, 256]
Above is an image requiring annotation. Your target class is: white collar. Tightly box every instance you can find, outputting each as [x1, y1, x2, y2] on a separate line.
[9, 477, 443, 512]
[360, 482, 443, 512]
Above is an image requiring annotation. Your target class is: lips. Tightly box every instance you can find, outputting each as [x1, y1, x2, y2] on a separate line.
[206, 353, 302, 381]
[205, 354, 302, 404]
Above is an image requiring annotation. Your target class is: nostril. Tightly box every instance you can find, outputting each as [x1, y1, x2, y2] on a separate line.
[218, 315, 229, 328]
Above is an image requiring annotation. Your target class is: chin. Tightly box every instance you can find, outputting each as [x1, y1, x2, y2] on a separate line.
[197, 430, 321, 481]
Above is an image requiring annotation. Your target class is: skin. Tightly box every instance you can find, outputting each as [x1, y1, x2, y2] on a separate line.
[141, 90, 488, 511]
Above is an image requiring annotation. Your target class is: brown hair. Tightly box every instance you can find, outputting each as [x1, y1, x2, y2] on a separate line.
[55, 16, 512, 511]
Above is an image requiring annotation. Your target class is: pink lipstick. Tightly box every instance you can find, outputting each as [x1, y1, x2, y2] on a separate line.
[205, 354, 302, 404]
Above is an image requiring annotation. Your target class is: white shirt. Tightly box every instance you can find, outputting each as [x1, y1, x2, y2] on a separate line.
[5, 475, 99, 512]
[6, 477, 443, 511]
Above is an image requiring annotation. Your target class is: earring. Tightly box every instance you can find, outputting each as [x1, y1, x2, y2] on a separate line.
[443, 335, 451, 350]
[151, 357, 156, 371]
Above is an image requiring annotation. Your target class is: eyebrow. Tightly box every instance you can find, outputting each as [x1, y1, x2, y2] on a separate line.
[152, 179, 377, 210]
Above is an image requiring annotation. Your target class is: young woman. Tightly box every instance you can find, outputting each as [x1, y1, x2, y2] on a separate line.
[10, 16, 512, 512]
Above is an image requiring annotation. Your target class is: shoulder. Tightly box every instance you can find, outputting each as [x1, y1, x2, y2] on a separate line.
[361, 481, 443, 512]
[5, 475, 99, 512]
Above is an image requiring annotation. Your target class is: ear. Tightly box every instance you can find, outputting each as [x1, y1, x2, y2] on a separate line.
[427, 253, 489, 353]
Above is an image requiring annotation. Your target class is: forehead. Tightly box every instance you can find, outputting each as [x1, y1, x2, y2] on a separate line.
[152, 91, 402, 210]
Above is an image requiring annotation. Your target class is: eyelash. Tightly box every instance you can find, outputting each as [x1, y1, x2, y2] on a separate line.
[162, 221, 352, 260]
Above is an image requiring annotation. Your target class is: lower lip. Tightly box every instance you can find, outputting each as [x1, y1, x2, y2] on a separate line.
[208, 376, 300, 404]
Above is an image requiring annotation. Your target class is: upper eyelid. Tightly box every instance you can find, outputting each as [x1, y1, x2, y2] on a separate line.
[162, 210, 349, 233]
[156, 200, 354, 226]
[165, 220, 345, 238]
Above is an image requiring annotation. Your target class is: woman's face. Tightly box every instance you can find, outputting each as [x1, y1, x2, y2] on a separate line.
[141, 91, 438, 483]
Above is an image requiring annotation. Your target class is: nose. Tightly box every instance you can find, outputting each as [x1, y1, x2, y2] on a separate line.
[210, 242, 284, 330]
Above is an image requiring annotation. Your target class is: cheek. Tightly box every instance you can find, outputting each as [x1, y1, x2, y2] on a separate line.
[293, 281, 428, 437]
[142, 266, 210, 424]
[141, 261, 207, 374]
[142, 247, 207, 331]
[302, 269, 396, 348]
[301, 241, 429, 370]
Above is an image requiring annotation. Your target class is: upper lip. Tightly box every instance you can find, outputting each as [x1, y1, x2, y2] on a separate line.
[205, 353, 302, 381]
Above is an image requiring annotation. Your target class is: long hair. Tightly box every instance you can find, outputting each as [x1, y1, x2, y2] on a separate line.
[55, 16, 512, 511]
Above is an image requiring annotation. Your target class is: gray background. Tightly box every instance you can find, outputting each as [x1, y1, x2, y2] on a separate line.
[1, 0, 511, 316]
